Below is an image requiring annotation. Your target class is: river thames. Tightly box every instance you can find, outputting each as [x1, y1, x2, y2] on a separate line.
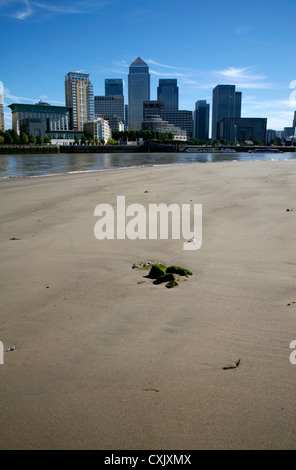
[0, 151, 295, 179]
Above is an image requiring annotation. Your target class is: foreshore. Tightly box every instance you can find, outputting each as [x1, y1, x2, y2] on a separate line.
[0, 160, 296, 450]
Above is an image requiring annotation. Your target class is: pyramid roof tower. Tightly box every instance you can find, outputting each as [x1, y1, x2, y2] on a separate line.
[130, 57, 148, 67]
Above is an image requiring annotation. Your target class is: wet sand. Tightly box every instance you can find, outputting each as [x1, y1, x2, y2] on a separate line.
[0, 160, 296, 449]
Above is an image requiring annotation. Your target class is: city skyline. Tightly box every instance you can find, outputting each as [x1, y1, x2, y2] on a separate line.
[0, 0, 295, 134]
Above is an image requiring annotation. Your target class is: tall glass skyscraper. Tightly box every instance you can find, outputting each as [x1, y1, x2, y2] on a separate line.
[65, 71, 94, 131]
[128, 57, 150, 131]
[157, 79, 179, 110]
[212, 85, 241, 140]
[105, 79, 124, 97]
[193, 100, 209, 140]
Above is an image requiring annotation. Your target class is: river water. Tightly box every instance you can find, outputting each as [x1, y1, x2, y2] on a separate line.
[0, 151, 295, 179]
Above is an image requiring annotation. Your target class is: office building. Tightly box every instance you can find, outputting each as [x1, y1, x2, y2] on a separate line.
[193, 100, 210, 140]
[94, 95, 125, 123]
[8, 101, 71, 136]
[283, 127, 295, 140]
[157, 79, 179, 110]
[128, 57, 150, 131]
[219, 117, 267, 144]
[65, 71, 94, 131]
[0, 80, 4, 132]
[105, 79, 124, 97]
[212, 85, 242, 140]
[143, 101, 165, 117]
[84, 118, 111, 144]
[108, 115, 124, 132]
[142, 115, 187, 140]
[266, 129, 276, 144]
[143, 101, 193, 139]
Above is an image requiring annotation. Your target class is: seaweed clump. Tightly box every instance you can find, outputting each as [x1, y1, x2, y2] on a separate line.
[166, 266, 193, 276]
[148, 263, 167, 279]
[146, 263, 193, 289]
[153, 272, 176, 285]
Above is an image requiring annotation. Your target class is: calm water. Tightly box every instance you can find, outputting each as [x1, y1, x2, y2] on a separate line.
[0, 151, 295, 179]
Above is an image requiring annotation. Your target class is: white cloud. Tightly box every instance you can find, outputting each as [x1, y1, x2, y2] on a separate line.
[215, 66, 272, 90]
[0, 0, 108, 20]
[144, 59, 187, 71]
[217, 66, 266, 81]
[4, 87, 64, 105]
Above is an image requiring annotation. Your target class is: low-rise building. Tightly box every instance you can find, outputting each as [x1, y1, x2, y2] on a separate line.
[8, 101, 71, 135]
[84, 118, 111, 143]
[142, 115, 187, 140]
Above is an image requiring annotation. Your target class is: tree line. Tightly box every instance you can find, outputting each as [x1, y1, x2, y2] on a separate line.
[0, 129, 51, 145]
[111, 130, 175, 142]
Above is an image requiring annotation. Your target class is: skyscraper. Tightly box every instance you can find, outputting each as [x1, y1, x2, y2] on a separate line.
[193, 100, 210, 140]
[105, 79, 124, 97]
[128, 57, 150, 131]
[65, 71, 94, 131]
[157, 79, 179, 110]
[0, 80, 4, 132]
[94, 95, 125, 124]
[212, 85, 242, 140]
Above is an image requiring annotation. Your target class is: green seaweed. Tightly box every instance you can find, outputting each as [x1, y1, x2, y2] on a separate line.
[153, 273, 175, 285]
[165, 280, 178, 289]
[148, 264, 167, 279]
[166, 266, 193, 276]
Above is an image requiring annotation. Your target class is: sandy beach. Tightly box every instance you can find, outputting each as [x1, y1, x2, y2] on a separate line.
[0, 160, 296, 450]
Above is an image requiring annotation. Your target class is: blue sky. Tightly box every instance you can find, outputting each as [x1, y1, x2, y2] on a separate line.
[0, 0, 295, 134]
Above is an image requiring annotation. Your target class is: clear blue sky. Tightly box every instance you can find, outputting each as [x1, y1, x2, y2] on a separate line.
[1, 0, 295, 134]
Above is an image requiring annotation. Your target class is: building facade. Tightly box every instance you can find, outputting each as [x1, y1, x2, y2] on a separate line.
[266, 129, 276, 144]
[84, 118, 111, 144]
[143, 101, 193, 139]
[142, 116, 187, 140]
[193, 100, 210, 140]
[8, 102, 71, 136]
[160, 110, 193, 139]
[212, 85, 242, 141]
[219, 117, 267, 144]
[105, 79, 124, 97]
[157, 79, 179, 110]
[108, 115, 124, 132]
[128, 57, 150, 131]
[94, 95, 125, 123]
[65, 71, 94, 131]
[0, 80, 4, 132]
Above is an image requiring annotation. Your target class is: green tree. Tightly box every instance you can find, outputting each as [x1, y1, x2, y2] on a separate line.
[21, 132, 29, 144]
[4, 132, 13, 144]
[29, 133, 36, 144]
[44, 135, 51, 144]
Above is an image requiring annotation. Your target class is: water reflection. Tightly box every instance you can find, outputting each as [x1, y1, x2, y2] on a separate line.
[0, 151, 295, 179]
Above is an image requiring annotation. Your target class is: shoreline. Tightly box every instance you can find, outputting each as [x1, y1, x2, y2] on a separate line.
[1, 154, 296, 182]
[1, 160, 296, 450]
